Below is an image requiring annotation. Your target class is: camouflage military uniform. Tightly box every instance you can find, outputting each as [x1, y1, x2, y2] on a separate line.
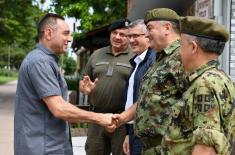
[135, 40, 188, 155]
[161, 60, 235, 155]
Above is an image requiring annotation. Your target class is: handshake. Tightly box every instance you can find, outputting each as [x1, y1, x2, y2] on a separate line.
[97, 113, 126, 132]
[80, 75, 135, 131]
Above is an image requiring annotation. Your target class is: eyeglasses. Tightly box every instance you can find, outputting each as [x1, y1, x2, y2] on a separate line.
[127, 33, 146, 39]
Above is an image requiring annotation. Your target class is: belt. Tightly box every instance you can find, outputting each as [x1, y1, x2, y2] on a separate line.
[139, 135, 163, 150]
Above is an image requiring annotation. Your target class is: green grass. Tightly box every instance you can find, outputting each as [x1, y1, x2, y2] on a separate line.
[0, 76, 17, 85]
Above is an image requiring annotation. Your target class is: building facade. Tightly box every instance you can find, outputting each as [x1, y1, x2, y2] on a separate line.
[195, 0, 234, 81]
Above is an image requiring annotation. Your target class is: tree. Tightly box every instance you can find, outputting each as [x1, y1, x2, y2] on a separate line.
[0, 0, 45, 69]
[0, 0, 44, 47]
[53, 0, 127, 36]
[61, 55, 77, 75]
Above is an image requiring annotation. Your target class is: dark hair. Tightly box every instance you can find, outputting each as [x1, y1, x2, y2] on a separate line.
[37, 13, 64, 39]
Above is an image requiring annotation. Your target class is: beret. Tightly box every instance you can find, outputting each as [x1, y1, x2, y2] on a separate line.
[180, 16, 229, 42]
[144, 8, 180, 24]
[108, 18, 130, 32]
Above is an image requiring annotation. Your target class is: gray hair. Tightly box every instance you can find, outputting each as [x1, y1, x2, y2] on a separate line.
[128, 19, 148, 34]
[158, 20, 180, 34]
[186, 34, 226, 55]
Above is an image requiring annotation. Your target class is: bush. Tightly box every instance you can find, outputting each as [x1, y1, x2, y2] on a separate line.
[60, 56, 77, 75]
[0, 68, 18, 84]
[70, 122, 89, 136]
[65, 76, 79, 90]
[0, 68, 18, 77]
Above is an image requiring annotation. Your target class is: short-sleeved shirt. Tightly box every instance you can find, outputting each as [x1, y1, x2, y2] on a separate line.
[161, 60, 235, 155]
[135, 40, 188, 142]
[85, 46, 134, 112]
[14, 44, 73, 155]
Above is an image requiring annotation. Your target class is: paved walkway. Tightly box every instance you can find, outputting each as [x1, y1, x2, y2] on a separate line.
[0, 80, 16, 155]
[72, 137, 86, 155]
[0, 80, 86, 155]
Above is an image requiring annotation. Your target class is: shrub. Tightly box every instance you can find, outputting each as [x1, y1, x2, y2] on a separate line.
[0, 68, 18, 77]
[65, 76, 79, 90]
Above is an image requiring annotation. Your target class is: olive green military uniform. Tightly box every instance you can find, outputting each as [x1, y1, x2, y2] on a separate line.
[84, 46, 134, 155]
[161, 16, 235, 155]
[161, 60, 235, 155]
[134, 8, 189, 155]
[135, 40, 188, 155]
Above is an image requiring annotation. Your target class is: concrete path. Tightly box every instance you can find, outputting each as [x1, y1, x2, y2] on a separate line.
[72, 136, 87, 155]
[0, 80, 86, 155]
[0, 80, 16, 155]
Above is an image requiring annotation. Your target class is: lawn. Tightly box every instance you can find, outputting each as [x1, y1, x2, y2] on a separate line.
[0, 76, 17, 85]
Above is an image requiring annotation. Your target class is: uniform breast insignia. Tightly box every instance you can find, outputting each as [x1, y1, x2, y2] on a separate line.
[106, 65, 114, 76]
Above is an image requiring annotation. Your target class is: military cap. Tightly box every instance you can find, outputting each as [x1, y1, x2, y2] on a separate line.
[108, 18, 130, 32]
[144, 8, 180, 24]
[180, 16, 229, 42]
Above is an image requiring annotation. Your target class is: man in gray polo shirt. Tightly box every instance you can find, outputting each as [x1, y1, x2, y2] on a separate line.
[14, 13, 114, 155]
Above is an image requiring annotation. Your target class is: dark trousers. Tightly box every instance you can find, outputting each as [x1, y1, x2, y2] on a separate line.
[85, 123, 126, 155]
[129, 124, 142, 155]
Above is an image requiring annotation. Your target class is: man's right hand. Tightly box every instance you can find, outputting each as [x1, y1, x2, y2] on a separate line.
[123, 135, 130, 155]
[96, 113, 117, 127]
[79, 75, 98, 95]
[104, 113, 125, 133]
[112, 113, 125, 127]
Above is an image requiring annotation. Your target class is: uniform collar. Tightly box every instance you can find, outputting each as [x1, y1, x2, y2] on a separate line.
[162, 39, 180, 55]
[189, 60, 219, 82]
